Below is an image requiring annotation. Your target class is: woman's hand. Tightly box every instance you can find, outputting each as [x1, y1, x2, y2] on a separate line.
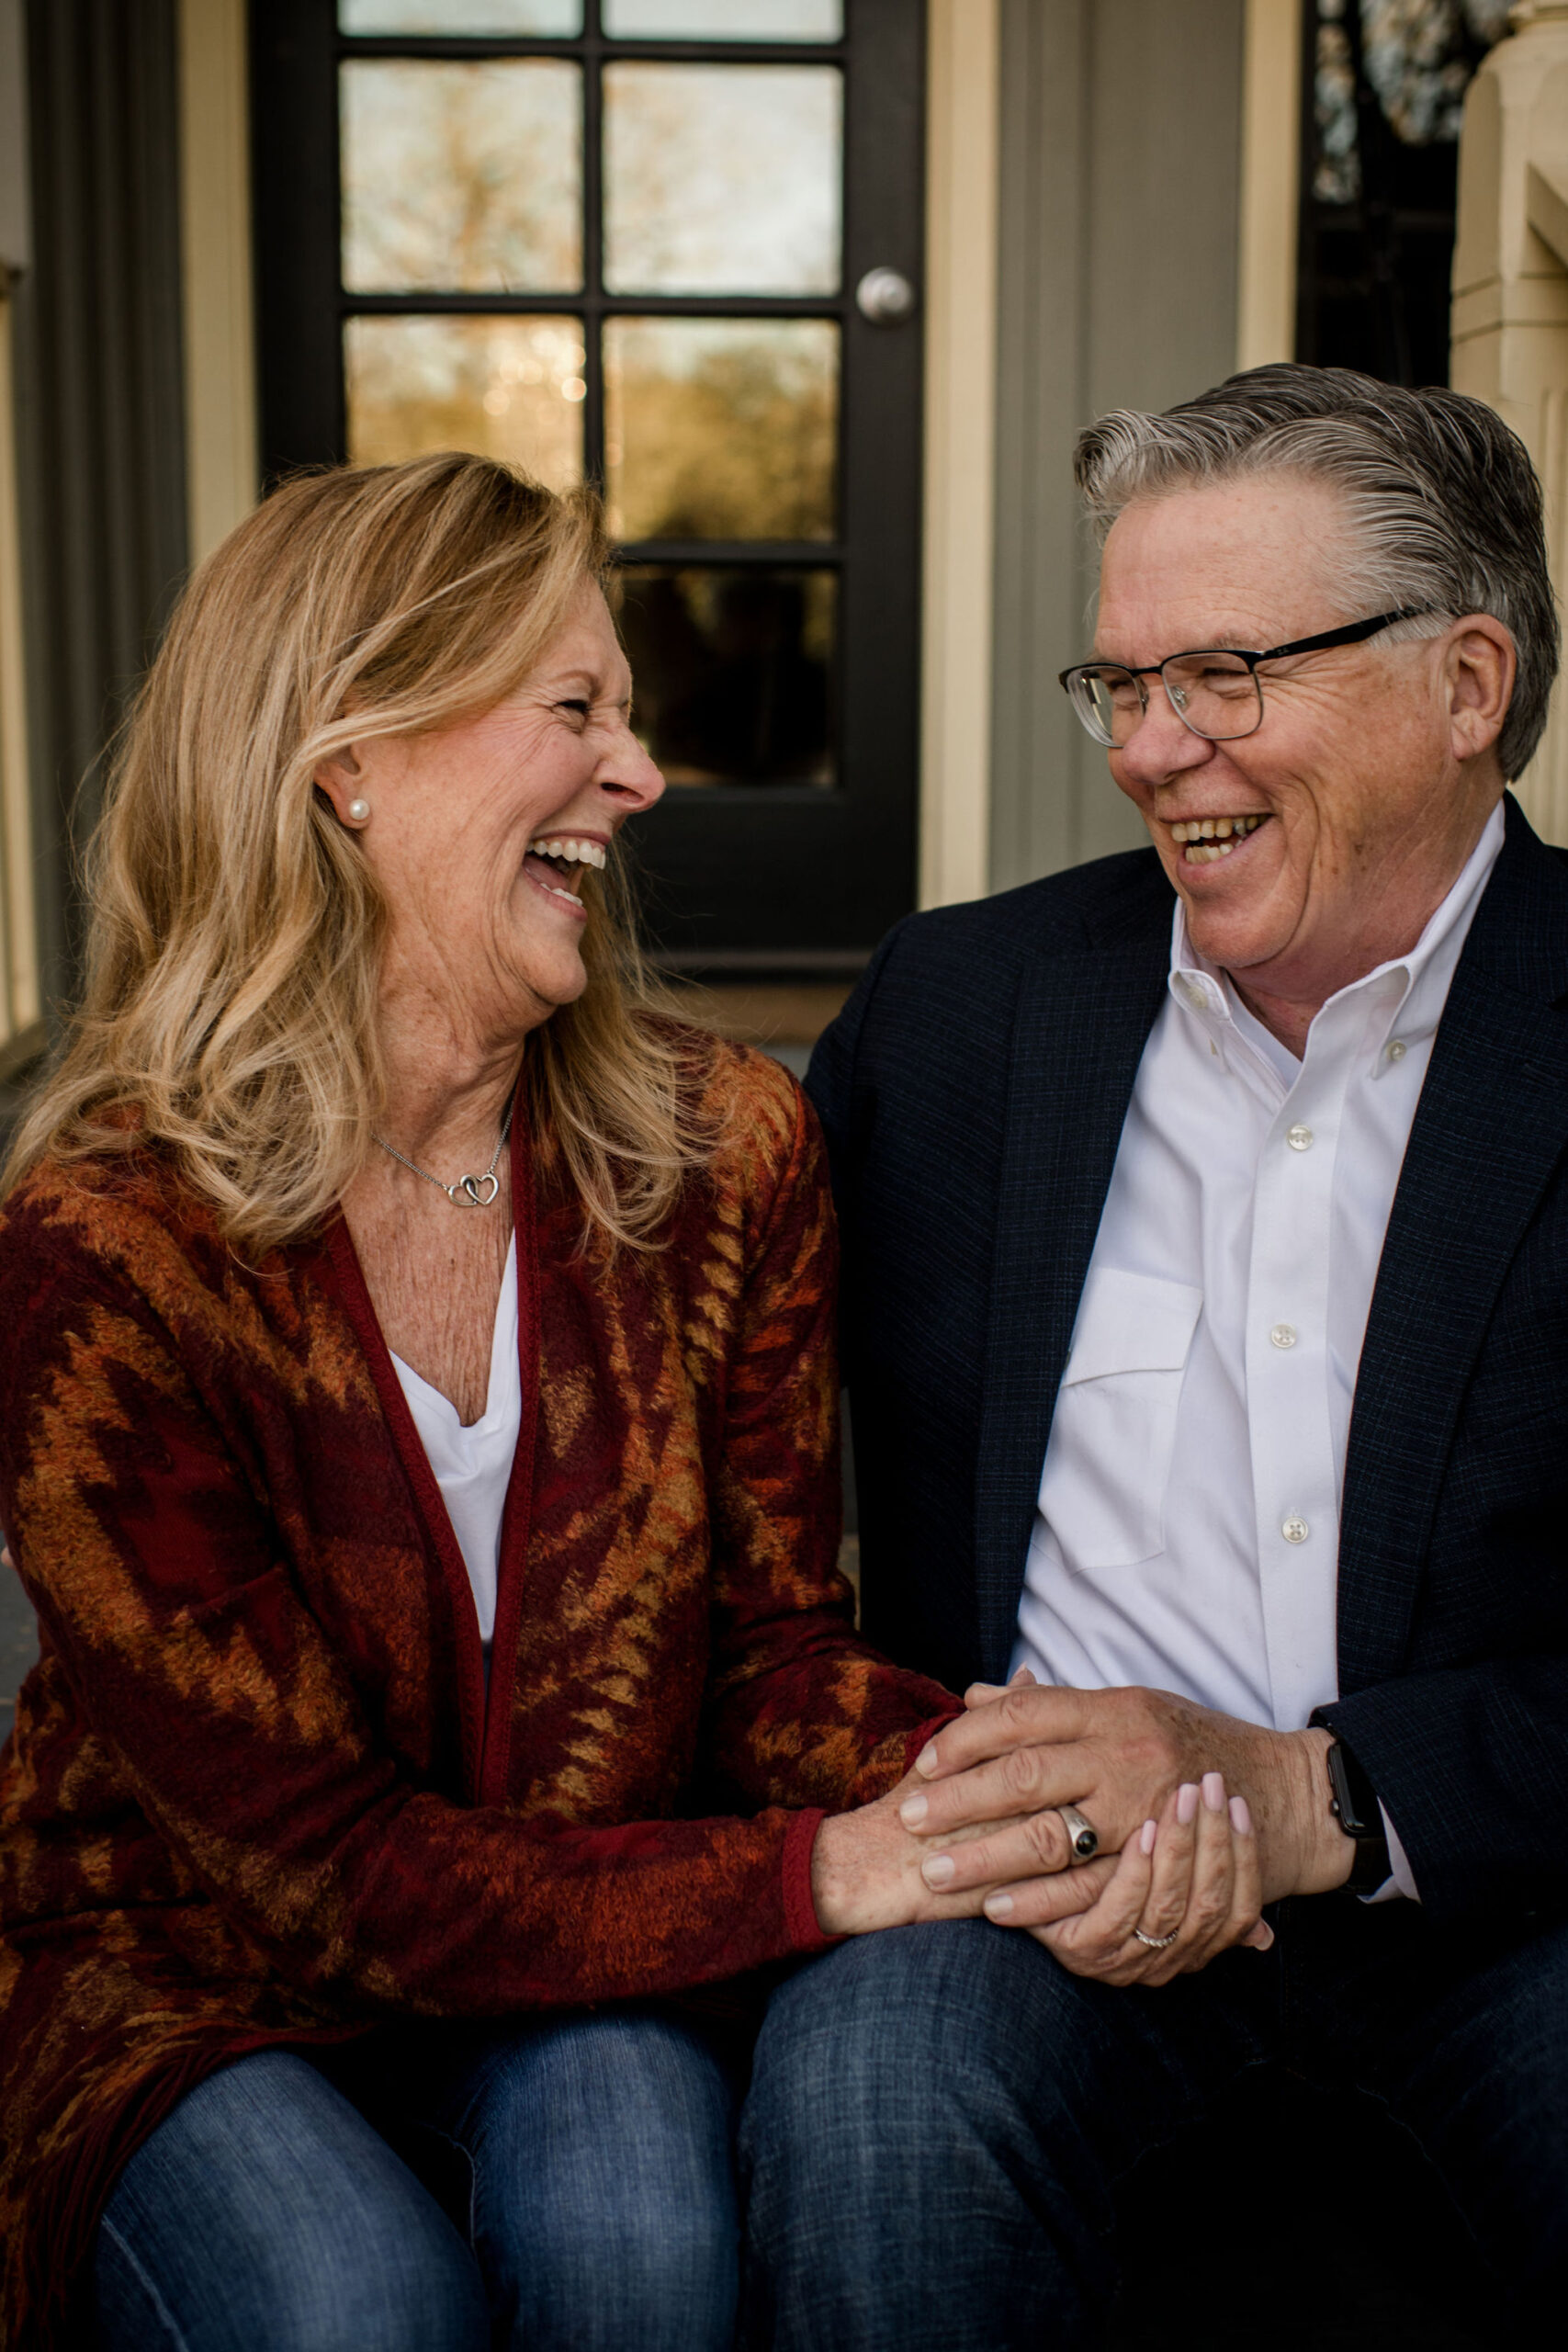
[809, 1772, 1055, 1938]
[983, 1772, 1272, 1985]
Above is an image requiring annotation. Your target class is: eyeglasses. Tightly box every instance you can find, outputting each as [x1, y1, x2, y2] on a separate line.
[1058, 607, 1433, 749]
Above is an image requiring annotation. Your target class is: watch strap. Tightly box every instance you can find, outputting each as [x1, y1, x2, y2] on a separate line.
[1327, 1739, 1391, 1890]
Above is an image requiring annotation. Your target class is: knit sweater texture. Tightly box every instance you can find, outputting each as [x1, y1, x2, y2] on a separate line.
[0, 1039, 953, 2347]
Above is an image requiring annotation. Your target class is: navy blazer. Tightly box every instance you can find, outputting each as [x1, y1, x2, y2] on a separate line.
[807, 795, 1568, 1928]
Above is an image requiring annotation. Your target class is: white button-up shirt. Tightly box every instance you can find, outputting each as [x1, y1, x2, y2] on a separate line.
[1011, 802, 1506, 1896]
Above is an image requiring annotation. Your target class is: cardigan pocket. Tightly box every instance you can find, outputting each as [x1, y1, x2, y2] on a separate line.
[1036, 1267, 1202, 1571]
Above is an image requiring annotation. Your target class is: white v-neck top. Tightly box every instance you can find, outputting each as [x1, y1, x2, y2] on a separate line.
[390, 1235, 521, 1644]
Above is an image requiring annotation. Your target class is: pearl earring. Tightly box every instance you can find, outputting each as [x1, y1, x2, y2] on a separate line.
[346, 798, 370, 824]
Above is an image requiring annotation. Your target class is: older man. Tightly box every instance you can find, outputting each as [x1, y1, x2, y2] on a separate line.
[740, 367, 1568, 2345]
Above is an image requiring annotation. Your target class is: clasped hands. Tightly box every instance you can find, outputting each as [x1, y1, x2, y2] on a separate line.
[811, 1674, 1353, 1986]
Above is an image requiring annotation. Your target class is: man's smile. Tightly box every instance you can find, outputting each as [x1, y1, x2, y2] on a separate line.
[1165, 812, 1270, 865]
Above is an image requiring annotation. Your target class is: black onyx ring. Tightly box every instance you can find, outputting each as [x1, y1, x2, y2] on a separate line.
[1056, 1804, 1099, 1863]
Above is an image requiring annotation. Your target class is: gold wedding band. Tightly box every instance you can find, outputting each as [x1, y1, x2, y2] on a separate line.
[1056, 1804, 1099, 1863]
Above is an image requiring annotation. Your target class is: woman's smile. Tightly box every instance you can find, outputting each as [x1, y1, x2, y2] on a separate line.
[521, 830, 608, 918]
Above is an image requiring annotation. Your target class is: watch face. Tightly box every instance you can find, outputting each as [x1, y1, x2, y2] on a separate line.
[1327, 1740, 1379, 1840]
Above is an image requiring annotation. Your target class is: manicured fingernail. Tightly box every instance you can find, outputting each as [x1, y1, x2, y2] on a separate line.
[1229, 1794, 1253, 1837]
[1009, 1665, 1030, 1683]
[1202, 1770, 1225, 1813]
[1140, 1817, 1157, 1857]
[1248, 1922, 1275, 1951]
[899, 1792, 929, 1827]
[1177, 1781, 1200, 1825]
[915, 1744, 940, 1777]
[984, 1891, 1014, 1918]
[921, 1853, 955, 1889]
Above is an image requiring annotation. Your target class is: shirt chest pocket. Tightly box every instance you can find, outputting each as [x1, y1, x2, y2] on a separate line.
[1037, 1268, 1203, 1571]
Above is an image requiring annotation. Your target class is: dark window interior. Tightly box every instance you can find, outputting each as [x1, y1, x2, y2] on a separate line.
[1296, 0, 1508, 387]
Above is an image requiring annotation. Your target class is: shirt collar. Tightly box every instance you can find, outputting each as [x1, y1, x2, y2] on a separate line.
[1167, 798, 1506, 1078]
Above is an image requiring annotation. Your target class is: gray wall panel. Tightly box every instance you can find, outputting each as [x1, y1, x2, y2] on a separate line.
[17, 0, 188, 1020]
[990, 0, 1244, 889]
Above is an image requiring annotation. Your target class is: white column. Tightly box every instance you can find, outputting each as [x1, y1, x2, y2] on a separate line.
[1236, 0, 1303, 372]
[919, 0, 999, 910]
[178, 0, 259, 566]
[1451, 4, 1568, 843]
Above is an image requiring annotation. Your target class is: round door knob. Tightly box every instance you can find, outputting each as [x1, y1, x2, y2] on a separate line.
[855, 266, 917, 324]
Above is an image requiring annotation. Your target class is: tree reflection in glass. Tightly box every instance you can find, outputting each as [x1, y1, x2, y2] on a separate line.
[341, 61, 582, 293]
[344, 316, 585, 486]
[604, 320, 837, 543]
[604, 64, 840, 295]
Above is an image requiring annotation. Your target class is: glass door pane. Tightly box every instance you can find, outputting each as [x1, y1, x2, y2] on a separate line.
[604, 319, 836, 542]
[603, 64, 841, 295]
[618, 570, 835, 786]
[339, 3, 582, 29]
[341, 60, 582, 293]
[345, 315, 585, 484]
[604, 2, 840, 35]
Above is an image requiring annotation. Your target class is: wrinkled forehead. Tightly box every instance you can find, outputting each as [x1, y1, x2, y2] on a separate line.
[1093, 474, 1359, 659]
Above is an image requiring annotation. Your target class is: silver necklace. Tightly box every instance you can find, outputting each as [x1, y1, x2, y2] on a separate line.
[373, 1100, 513, 1208]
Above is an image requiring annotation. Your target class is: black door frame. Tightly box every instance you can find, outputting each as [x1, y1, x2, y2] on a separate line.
[249, 0, 925, 975]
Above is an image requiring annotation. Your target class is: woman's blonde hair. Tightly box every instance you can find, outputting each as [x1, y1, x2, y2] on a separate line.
[5, 452, 716, 1255]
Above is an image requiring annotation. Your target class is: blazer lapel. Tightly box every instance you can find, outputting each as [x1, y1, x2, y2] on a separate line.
[1338, 807, 1568, 1692]
[973, 917, 1171, 1681]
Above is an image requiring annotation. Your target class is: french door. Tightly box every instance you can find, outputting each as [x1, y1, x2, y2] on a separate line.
[250, 0, 925, 972]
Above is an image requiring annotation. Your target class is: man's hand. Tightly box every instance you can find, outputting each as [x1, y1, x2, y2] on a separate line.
[895, 1678, 1353, 1906]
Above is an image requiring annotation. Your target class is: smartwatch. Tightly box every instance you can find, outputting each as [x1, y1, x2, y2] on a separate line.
[1326, 1738, 1392, 1891]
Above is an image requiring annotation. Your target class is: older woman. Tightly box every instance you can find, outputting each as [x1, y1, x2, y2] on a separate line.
[0, 454, 1011, 2352]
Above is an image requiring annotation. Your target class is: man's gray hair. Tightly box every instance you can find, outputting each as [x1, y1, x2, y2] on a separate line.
[1074, 364, 1559, 782]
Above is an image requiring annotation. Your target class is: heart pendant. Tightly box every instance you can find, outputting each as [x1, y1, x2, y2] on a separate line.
[457, 1170, 501, 1207]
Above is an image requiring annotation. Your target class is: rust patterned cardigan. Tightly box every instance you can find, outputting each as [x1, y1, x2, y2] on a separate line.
[0, 1042, 953, 2349]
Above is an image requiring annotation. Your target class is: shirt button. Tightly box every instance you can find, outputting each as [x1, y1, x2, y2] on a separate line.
[1281, 1515, 1310, 1544]
[1286, 1123, 1314, 1151]
[1270, 1323, 1298, 1350]
[1386, 1039, 1407, 1062]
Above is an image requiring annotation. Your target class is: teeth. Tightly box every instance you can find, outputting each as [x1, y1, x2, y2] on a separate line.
[1169, 815, 1265, 846]
[526, 835, 607, 869]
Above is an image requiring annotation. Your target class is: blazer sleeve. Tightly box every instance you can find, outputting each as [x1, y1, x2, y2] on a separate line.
[0, 1203, 842, 2018]
[1314, 1663, 1568, 1926]
[701, 1069, 956, 1812]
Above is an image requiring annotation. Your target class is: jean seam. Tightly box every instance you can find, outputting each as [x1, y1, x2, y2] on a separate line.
[419, 2120, 481, 2251]
[99, 2213, 194, 2352]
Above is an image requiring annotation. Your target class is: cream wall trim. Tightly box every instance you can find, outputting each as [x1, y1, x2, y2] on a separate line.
[1452, 9, 1568, 843]
[919, 0, 999, 910]
[179, 0, 258, 565]
[0, 283, 39, 1055]
[1236, 0, 1302, 370]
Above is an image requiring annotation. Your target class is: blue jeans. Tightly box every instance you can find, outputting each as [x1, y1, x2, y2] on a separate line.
[739, 1900, 1568, 2350]
[94, 2008, 740, 2351]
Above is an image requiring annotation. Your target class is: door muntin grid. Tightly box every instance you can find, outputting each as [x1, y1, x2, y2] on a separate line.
[336, 2, 848, 797]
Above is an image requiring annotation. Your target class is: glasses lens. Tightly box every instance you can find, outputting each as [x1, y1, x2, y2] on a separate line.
[1067, 666, 1142, 747]
[1161, 652, 1261, 741]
